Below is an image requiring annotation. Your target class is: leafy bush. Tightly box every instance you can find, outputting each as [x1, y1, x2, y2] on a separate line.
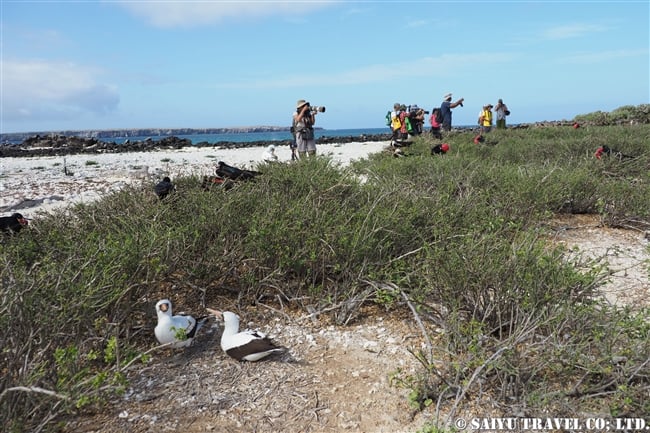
[574, 104, 650, 125]
[1, 123, 649, 431]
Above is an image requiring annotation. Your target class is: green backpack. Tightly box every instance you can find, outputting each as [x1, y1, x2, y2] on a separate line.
[404, 116, 413, 133]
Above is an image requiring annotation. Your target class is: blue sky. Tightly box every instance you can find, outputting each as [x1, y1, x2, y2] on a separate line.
[1, 1, 648, 133]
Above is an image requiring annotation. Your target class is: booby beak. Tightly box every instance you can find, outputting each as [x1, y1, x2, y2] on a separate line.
[206, 308, 223, 320]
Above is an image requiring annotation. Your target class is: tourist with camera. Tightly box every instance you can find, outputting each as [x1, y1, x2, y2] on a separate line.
[388, 103, 403, 146]
[440, 93, 464, 132]
[495, 99, 510, 129]
[293, 99, 320, 158]
[408, 105, 427, 136]
[478, 104, 493, 134]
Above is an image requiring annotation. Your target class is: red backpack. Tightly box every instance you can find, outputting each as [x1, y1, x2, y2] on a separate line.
[429, 109, 442, 126]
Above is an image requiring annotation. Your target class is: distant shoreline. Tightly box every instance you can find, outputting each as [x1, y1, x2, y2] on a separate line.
[0, 125, 303, 143]
[1, 120, 594, 158]
[1, 119, 588, 144]
[0, 131, 394, 158]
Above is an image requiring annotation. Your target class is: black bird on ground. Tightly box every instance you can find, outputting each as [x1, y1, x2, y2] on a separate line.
[154, 176, 175, 199]
[0, 213, 29, 234]
[473, 134, 498, 146]
[431, 143, 450, 155]
[595, 145, 635, 160]
[201, 175, 234, 191]
[215, 161, 261, 181]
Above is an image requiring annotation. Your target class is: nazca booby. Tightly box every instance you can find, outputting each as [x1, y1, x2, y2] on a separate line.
[207, 309, 286, 361]
[154, 299, 208, 348]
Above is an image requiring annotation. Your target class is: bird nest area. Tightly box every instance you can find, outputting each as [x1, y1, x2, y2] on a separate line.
[66, 305, 432, 433]
[65, 214, 649, 432]
[546, 213, 650, 309]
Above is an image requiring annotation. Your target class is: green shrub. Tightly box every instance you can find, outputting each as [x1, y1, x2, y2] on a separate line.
[2, 123, 650, 431]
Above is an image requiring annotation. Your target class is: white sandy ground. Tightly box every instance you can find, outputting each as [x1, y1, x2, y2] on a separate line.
[0, 141, 389, 217]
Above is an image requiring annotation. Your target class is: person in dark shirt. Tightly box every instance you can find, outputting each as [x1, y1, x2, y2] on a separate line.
[440, 93, 464, 132]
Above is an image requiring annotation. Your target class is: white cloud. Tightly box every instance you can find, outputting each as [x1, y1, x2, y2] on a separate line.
[406, 19, 429, 28]
[560, 48, 649, 64]
[115, 0, 338, 28]
[542, 23, 609, 40]
[1, 60, 119, 122]
[214, 52, 514, 88]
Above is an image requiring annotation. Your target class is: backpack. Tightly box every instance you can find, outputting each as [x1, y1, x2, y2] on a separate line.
[391, 113, 402, 131]
[404, 116, 413, 133]
[385, 111, 392, 127]
[430, 109, 443, 126]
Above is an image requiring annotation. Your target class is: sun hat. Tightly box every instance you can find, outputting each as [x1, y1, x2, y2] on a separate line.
[443, 93, 452, 100]
[296, 99, 308, 109]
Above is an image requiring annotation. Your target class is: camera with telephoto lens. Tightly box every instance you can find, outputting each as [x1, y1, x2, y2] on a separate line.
[307, 103, 326, 114]
[408, 105, 428, 115]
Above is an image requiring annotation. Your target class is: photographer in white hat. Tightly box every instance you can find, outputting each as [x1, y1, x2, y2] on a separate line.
[440, 93, 464, 132]
[292, 99, 317, 158]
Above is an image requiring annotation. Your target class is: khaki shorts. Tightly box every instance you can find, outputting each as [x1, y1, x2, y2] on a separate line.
[296, 134, 316, 153]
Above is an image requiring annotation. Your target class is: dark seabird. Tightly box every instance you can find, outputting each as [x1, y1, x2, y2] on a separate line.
[595, 145, 635, 160]
[431, 143, 450, 155]
[215, 161, 261, 181]
[0, 213, 29, 234]
[154, 176, 175, 199]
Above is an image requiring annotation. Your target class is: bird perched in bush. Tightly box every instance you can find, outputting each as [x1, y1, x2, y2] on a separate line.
[201, 175, 233, 191]
[0, 213, 29, 234]
[154, 176, 175, 199]
[215, 161, 261, 181]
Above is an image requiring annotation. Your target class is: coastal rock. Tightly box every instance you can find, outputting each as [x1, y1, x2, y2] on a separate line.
[1, 134, 392, 158]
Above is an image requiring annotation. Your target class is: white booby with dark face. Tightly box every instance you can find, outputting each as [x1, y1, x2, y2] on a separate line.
[207, 309, 286, 361]
[154, 299, 207, 348]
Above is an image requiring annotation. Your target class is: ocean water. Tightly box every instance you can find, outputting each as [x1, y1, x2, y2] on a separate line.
[112, 128, 390, 145]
